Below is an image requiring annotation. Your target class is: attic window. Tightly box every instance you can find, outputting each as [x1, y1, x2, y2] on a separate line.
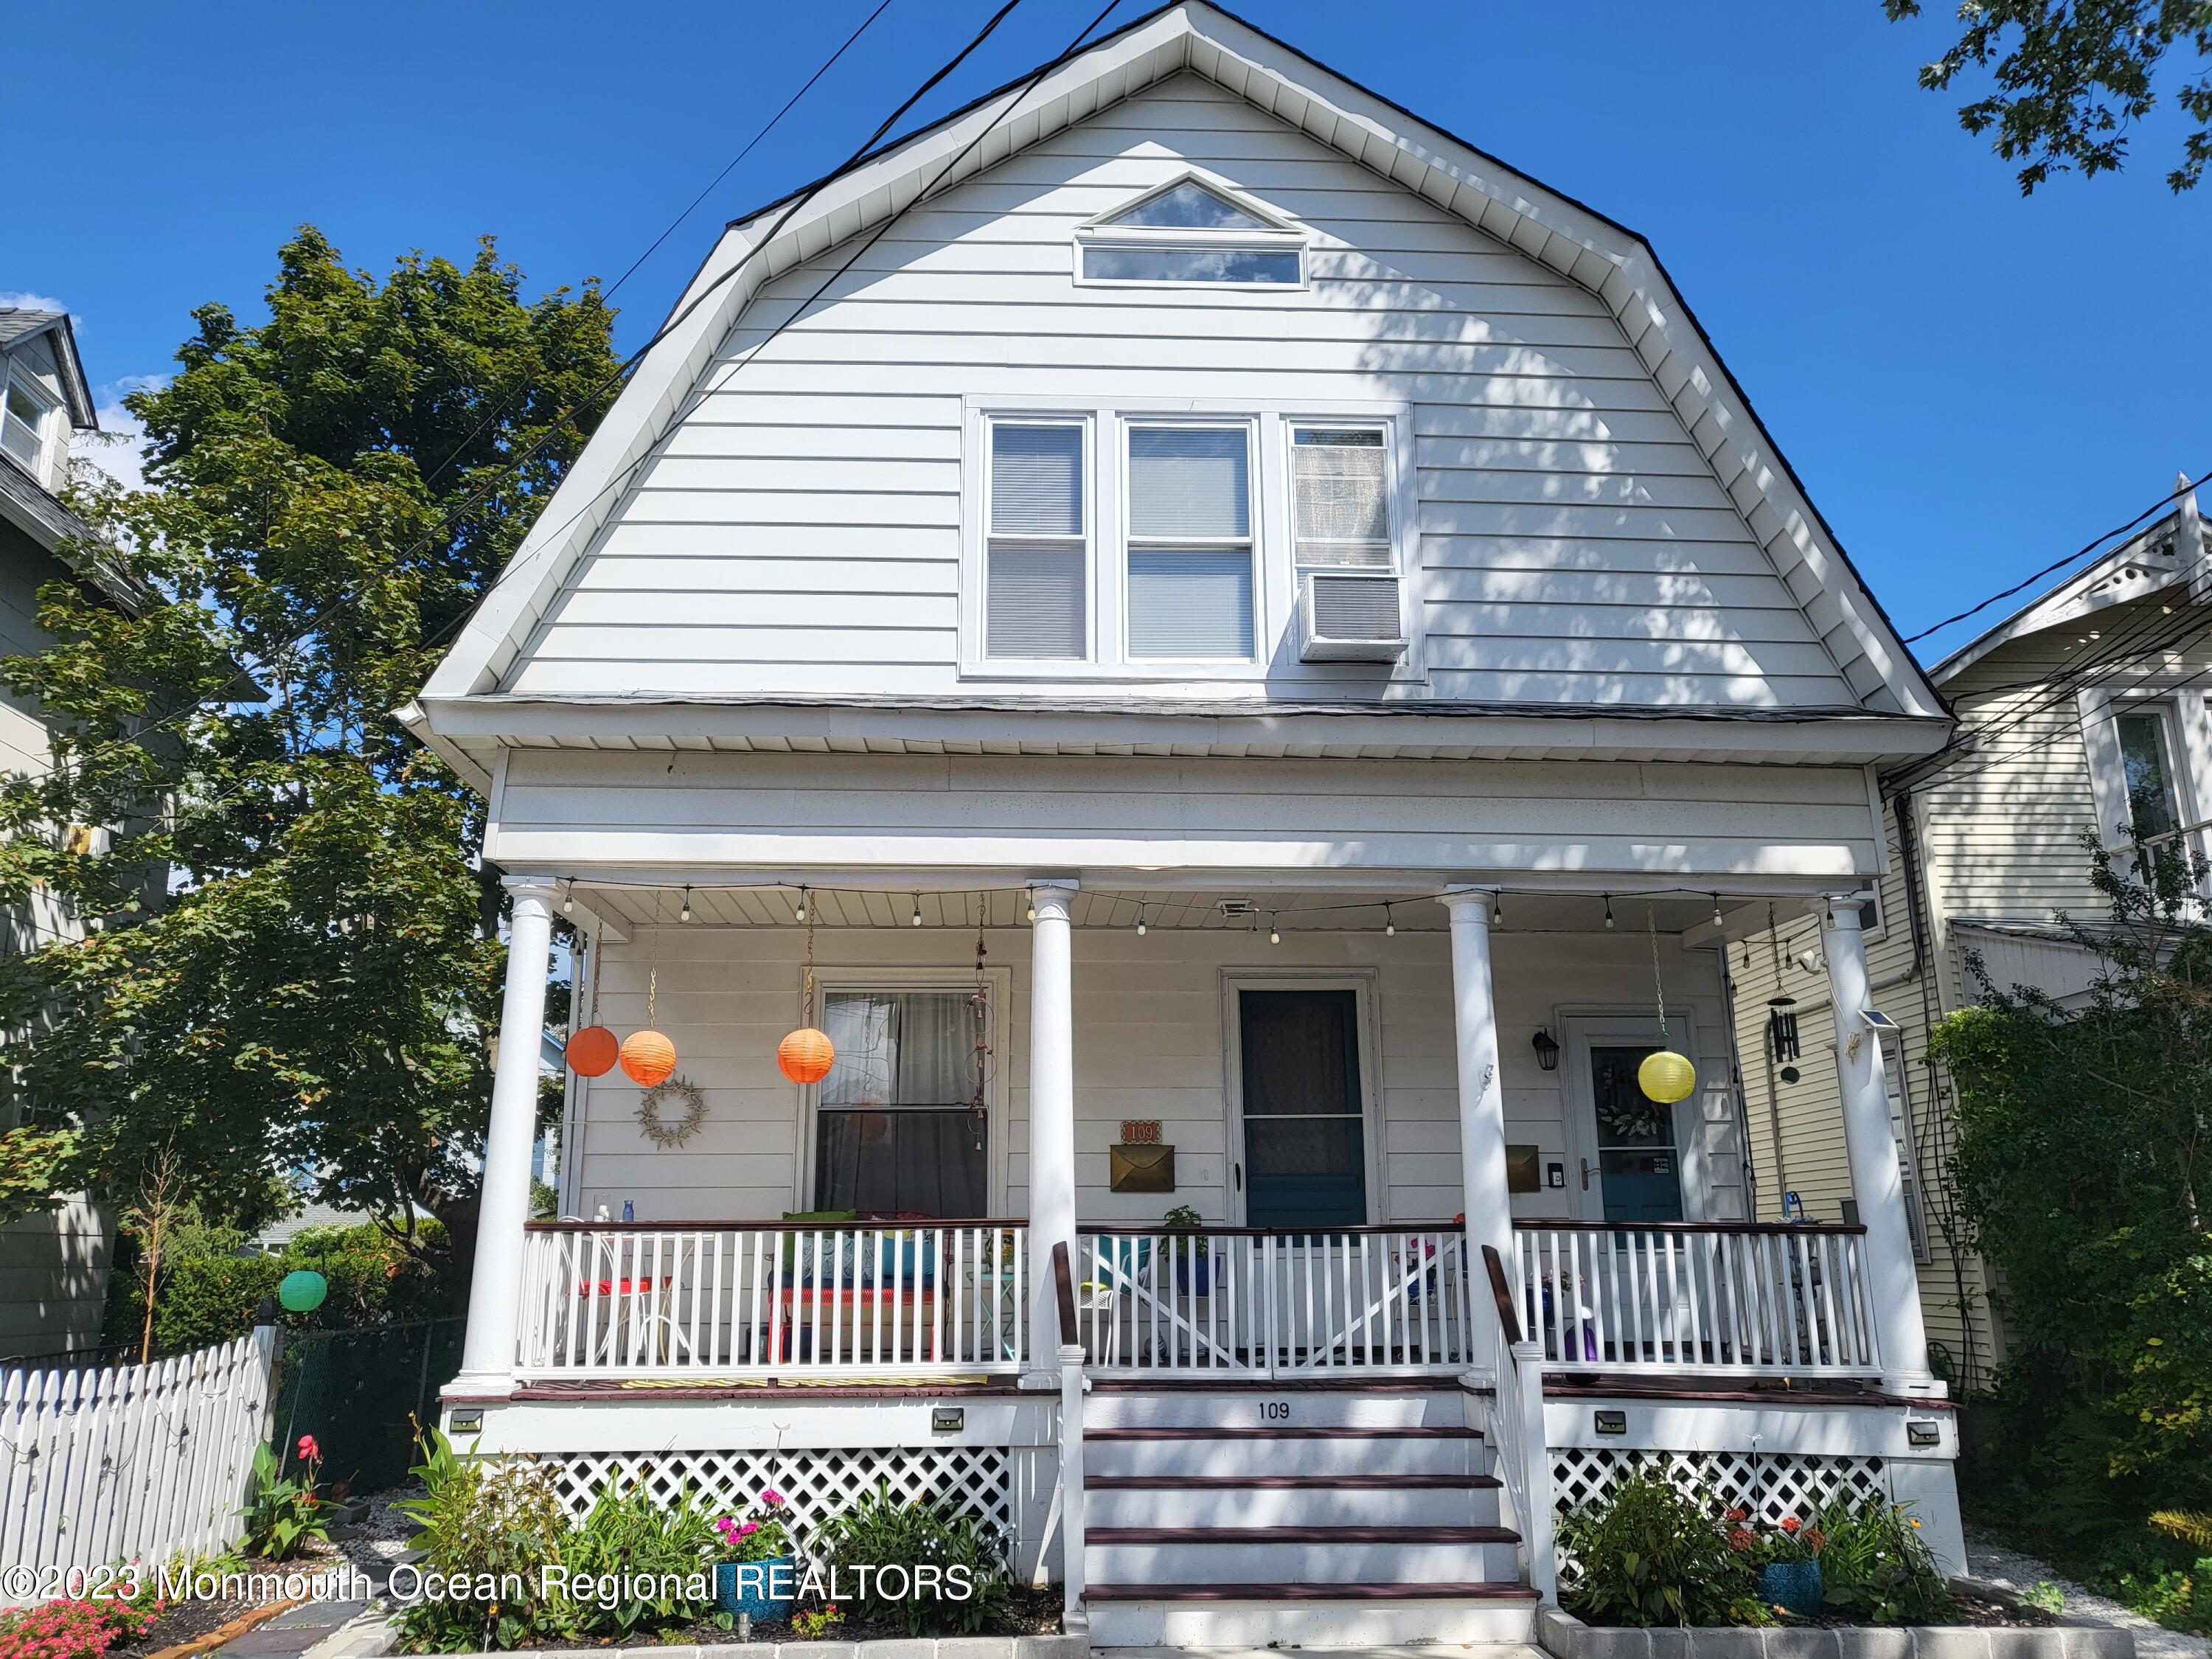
[1077, 178, 1304, 287]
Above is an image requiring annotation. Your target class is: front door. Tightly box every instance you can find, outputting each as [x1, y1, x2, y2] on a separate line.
[1587, 1043, 1686, 1223]
[1237, 988, 1368, 1228]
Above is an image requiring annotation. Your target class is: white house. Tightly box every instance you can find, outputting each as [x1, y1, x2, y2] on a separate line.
[406, 5, 1965, 1641]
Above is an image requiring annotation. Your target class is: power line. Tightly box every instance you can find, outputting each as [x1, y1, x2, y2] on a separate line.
[9, 0, 1056, 801]
[1905, 465, 2211, 646]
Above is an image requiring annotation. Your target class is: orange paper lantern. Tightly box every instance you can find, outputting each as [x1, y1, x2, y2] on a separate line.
[777, 1026, 835, 1085]
[565, 1025, 619, 1077]
[619, 1029, 678, 1087]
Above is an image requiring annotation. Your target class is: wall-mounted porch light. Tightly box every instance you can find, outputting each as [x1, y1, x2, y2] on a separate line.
[1531, 1029, 1560, 1071]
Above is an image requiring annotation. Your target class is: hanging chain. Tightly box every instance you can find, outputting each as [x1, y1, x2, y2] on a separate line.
[802, 890, 818, 1027]
[1647, 900, 1668, 1040]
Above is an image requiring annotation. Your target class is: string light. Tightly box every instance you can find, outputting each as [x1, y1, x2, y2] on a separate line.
[911, 892, 923, 927]
[678, 885, 693, 924]
[1711, 892, 1723, 928]
[794, 886, 808, 923]
[1604, 894, 1615, 930]
[1269, 916, 1281, 945]
[562, 881, 575, 917]
[1026, 901, 1037, 922]
[1492, 895, 1504, 926]
[1135, 908, 1147, 936]
[1383, 903, 1395, 937]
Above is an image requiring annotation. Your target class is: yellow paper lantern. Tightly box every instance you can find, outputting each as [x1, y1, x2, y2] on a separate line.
[565, 1025, 619, 1078]
[777, 1027, 835, 1085]
[1638, 1049, 1697, 1105]
[619, 1029, 678, 1088]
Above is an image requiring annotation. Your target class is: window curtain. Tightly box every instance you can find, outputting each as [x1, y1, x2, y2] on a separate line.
[816, 992, 985, 1216]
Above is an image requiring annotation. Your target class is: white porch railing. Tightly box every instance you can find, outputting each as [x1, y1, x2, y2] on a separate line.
[1512, 1221, 1880, 1377]
[1073, 1225, 1478, 1377]
[518, 1222, 1029, 1378]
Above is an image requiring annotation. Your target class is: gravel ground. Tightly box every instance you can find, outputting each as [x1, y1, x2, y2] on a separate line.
[1965, 1527, 2207, 1659]
[327, 1489, 420, 1593]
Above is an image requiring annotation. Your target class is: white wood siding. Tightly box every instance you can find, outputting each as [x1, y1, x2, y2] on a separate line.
[567, 920, 1742, 1228]
[504, 76, 1851, 710]
[490, 749, 1885, 880]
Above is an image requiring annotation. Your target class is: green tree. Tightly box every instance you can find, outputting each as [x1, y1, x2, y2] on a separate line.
[1930, 838, 2212, 1565]
[1882, 0, 2212, 192]
[0, 228, 617, 1282]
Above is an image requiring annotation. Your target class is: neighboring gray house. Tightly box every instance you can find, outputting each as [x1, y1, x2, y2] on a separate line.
[0, 305, 124, 1357]
[1729, 476, 2208, 1395]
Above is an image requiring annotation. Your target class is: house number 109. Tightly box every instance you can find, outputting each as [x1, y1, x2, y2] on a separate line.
[1259, 1400, 1292, 1420]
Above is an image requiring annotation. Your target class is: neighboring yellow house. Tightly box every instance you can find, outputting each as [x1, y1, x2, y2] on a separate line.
[1729, 476, 2208, 1396]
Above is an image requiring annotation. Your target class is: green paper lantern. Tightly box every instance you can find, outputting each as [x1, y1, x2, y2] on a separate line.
[277, 1269, 328, 1313]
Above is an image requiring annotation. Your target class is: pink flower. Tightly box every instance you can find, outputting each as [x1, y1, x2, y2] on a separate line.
[297, 1434, 321, 1462]
[759, 1488, 785, 1506]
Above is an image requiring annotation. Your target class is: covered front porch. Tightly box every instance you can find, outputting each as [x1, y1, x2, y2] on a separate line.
[439, 872, 1955, 1615]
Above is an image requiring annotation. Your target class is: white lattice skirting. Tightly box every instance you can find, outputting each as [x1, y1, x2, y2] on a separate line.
[1551, 1445, 1890, 1526]
[543, 1447, 1015, 1545]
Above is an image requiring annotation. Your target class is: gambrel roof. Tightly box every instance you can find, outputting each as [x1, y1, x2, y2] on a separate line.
[417, 0, 1947, 757]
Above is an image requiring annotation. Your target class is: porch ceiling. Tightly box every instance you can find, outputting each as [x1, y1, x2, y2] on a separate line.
[566, 881, 1726, 936]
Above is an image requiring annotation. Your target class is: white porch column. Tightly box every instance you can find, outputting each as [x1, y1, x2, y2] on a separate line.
[1026, 881, 1079, 1385]
[1820, 896, 1941, 1395]
[1442, 888, 1512, 1377]
[450, 875, 558, 1397]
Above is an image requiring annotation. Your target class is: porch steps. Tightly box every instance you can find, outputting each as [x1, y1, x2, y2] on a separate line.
[1081, 1388, 1537, 1648]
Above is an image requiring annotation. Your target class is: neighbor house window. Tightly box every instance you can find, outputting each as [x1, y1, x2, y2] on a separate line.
[2116, 709, 2183, 841]
[984, 420, 1087, 659]
[1077, 178, 1304, 286]
[1290, 426, 1393, 571]
[0, 361, 58, 479]
[1124, 422, 1255, 659]
[814, 990, 987, 1217]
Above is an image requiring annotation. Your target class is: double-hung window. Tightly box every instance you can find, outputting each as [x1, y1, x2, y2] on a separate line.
[984, 420, 1088, 660]
[0, 360, 58, 481]
[2117, 708, 2184, 841]
[1124, 422, 1256, 660]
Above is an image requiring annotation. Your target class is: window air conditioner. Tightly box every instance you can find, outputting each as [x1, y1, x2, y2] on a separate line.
[1298, 571, 1406, 663]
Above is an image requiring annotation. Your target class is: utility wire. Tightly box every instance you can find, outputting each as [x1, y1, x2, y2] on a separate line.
[8, 0, 1054, 800]
[1905, 465, 2211, 645]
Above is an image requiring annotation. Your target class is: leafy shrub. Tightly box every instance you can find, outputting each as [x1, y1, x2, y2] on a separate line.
[0, 1597, 159, 1659]
[395, 1430, 575, 1654]
[105, 1218, 458, 1354]
[240, 1436, 334, 1561]
[1557, 1472, 1767, 1628]
[814, 1484, 1013, 1635]
[1813, 1499, 1952, 1624]
[556, 1475, 721, 1639]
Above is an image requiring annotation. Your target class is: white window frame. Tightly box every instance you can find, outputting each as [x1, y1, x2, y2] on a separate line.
[978, 413, 1094, 667]
[1073, 170, 1308, 292]
[2082, 686, 2211, 879]
[0, 357, 61, 484]
[1284, 419, 1400, 576]
[1119, 414, 1261, 665]
[792, 966, 1014, 1220]
[959, 396, 1423, 685]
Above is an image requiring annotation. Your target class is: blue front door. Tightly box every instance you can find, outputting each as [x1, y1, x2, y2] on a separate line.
[1238, 989, 1368, 1228]
[1589, 1043, 1685, 1224]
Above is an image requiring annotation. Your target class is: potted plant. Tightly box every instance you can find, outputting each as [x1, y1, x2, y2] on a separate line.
[1162, 1204, 1211, 1294]
[714, 1490, 797, 1624]
[1731, 1508, 1826, 1618]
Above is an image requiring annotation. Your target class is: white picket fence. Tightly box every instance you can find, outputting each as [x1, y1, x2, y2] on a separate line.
[0, 1331, 278, 1599]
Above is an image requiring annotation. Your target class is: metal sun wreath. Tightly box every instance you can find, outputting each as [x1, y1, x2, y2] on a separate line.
[636, 1076, 707, 1148]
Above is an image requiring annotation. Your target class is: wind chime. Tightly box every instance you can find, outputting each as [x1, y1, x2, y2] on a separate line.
[777, 891, 835, 1085]
[967, 911, 992, 1152]
[1636, 901, 1697, 1105]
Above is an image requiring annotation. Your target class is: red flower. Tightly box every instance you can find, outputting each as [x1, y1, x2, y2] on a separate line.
[1806, 1529, 1828, 1554]
[298, 1433, 321, 1462]
[1725, 1506, 1749, 1523]
[1728, 1527, 1756, 1550]
[1780, 1515, 1802, 1535]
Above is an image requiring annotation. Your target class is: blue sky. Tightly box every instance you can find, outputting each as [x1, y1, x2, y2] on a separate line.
[7, 0, 2208, 663]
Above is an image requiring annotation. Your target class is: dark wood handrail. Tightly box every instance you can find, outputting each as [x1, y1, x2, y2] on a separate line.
[1051, 1240, 1078, 1347]
[1509, 1219, 1867, 1236]
[525, 1218, 1030, 1234]
[1480, 1244, 1523, 1346]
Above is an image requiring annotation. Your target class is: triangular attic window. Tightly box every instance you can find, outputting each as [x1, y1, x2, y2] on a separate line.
[1102, 180, 1273, 232]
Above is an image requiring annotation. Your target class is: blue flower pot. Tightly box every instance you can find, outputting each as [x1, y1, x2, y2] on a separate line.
[717, 1557, 798, 1623]
[1760, 1559, 1823, 1618]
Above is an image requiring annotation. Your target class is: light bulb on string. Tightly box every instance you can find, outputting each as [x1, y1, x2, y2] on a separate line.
[1492, 896, 1504, 926]
[1384, 903, 1395, 937]
[562, 881, 574, 917]
[1604, 894, 1615, 931]
[678, 886, 693, 924]
[1711, 892, 1723, 928]
[1135, 908, 1147, 936]
[911, 892, 923, 928]
[1269, 917, 1281, 945]
[794, 887, 808, 924]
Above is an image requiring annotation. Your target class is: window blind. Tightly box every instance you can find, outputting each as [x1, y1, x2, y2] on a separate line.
[987, 422, 1085, 658]
[1127, 426, 1250, 538]
[1127, 550, 1254, 658]
[1292, 428, 1390, 567]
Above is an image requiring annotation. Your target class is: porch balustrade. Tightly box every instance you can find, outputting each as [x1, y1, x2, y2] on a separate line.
[1511, 1220, 1880, 1378]
[1071, 1224, 1481, 1378]
[515, 1222, 1029, 1378]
